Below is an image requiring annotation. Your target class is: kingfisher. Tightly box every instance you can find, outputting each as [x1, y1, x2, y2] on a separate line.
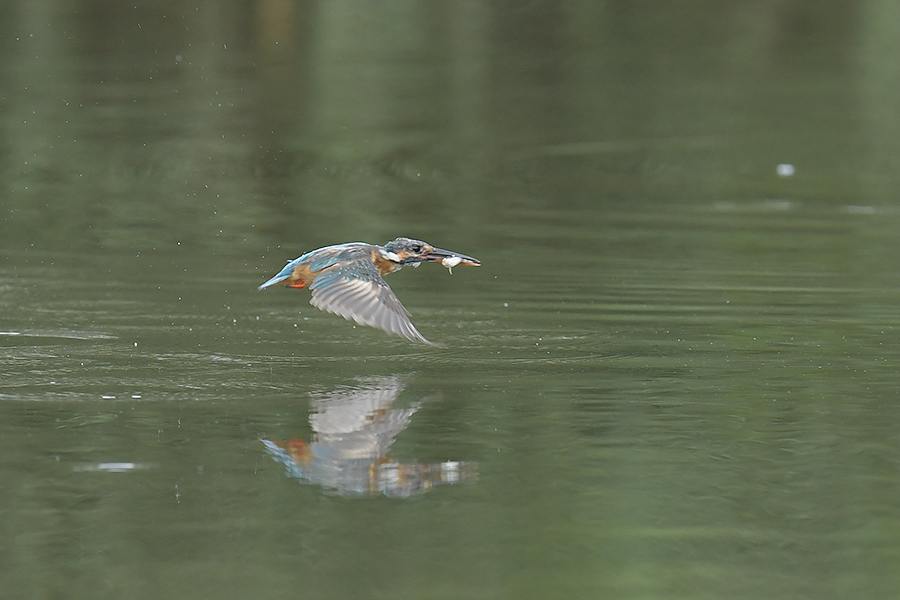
[258, 237, 481, 344]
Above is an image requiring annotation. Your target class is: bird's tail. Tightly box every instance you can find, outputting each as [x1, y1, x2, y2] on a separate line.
[258, 272, 292, 290]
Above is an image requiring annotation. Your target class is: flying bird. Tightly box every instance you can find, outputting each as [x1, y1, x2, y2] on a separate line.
[258, 237, 480, 344]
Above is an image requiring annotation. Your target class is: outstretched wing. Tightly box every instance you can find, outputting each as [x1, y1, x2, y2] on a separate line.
[308, 259, 433, 345]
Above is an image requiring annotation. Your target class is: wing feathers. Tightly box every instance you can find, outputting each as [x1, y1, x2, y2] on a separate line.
[308, 264, 432, 345]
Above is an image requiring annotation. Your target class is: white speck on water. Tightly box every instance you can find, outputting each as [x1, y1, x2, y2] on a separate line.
[776, 163, 795, 177]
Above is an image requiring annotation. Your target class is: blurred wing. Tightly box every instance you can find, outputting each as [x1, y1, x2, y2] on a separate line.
[309, 261, 433, 345]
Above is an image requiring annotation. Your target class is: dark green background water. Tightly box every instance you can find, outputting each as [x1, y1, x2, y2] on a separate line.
[3, 2, 900, 598]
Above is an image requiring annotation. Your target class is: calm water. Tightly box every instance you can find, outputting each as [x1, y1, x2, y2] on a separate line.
[3, 2, 900, 599]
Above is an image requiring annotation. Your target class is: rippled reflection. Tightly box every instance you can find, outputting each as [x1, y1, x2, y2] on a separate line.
[72, 462, 152, 473]
[262, 376, 476, 497]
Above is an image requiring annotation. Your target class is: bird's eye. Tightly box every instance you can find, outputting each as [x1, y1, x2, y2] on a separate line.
[411, 244, 423, 253]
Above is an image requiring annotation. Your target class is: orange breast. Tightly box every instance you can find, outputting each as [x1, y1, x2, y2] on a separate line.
[371, 249, 395, 276]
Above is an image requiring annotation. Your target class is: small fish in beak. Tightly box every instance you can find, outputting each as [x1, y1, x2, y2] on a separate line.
[442, 256, 463, 274]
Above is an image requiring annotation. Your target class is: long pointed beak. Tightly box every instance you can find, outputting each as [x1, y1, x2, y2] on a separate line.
[422, 247, 481, 267]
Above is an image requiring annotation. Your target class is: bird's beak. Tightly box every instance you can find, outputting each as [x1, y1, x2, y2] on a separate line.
[422, 247, 481, 267]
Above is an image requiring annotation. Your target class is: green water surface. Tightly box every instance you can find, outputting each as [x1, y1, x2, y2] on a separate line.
[2, 2, 900, 599]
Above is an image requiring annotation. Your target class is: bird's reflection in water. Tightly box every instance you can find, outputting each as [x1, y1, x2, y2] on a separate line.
[262, 376, 476, 497]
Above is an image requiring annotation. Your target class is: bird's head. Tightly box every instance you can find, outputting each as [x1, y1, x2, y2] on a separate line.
[382, 237, 481, 269]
